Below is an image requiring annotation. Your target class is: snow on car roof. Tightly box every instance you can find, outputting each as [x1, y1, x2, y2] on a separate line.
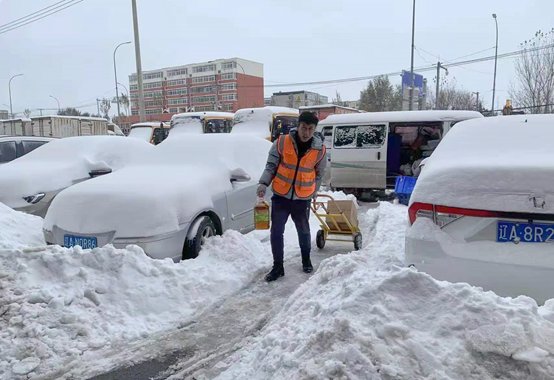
[44, 134, 272, 237]
[0, 136, 153, 209]
[412, 114, 554, 213]
[234, 106, 299, 118]
[170, 111, 234, 121]
[319, 110, 483, 125]
[130, 122, 168, 128]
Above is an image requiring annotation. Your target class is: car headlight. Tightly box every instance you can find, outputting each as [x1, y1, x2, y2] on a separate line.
[23, 193, 46, 204]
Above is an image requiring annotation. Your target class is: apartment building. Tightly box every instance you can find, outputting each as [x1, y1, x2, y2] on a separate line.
[126, 57, 263, 123]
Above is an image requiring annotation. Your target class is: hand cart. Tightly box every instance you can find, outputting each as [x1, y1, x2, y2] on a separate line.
[310, 194, 362, 250]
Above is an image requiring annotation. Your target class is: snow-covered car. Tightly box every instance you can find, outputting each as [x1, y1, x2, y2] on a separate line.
[0, 135, 55, 164]
[405, 115, 554, 304]
[43, 134, 272, 261]
[0, 136, 153, 217]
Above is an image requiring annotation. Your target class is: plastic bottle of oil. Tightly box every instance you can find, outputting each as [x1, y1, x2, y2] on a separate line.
[254, 197, 270, 230]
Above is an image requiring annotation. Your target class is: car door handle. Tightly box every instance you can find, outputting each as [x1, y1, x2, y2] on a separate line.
[377, 152, 381, 160]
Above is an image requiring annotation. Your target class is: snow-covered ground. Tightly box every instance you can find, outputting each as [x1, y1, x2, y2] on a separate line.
[2, 194, 554, 379]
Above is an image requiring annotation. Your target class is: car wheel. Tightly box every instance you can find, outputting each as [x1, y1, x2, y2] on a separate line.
[353, 232, 362, 251]
[182, 216, 217, 260]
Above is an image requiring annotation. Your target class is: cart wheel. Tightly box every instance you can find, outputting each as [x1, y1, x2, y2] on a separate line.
[353, 232, 362, 251]
[316, 229, 326, 249]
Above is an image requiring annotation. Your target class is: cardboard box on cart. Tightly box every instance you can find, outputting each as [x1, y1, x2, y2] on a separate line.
[325, 199, 358, 230]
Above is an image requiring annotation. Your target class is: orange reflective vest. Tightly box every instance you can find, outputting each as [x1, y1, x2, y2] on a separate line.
[272, 135, 326, 199]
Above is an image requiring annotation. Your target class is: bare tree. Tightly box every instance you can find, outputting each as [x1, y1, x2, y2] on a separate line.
[427, 79, 482, 111]
[100, 98, 111, 119]
[510, 29, 554, 113]
[23, 108, 31, 118]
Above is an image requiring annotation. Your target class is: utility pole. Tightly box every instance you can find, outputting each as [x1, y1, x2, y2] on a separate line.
[8, 73, 24, 119]
[472, 91, 480, 111]
[435, 61, 447, 109]
[132, 0, 145, 122]
[409, 0, 416, 110]
[491, 13, 499, 115]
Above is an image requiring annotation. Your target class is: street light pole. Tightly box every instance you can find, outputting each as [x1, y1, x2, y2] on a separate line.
[409, 0, 416, 111]
[49, 95, 60, 113]
[113, 41, 132, 119]
[131, 0, 145, 122]
[491, 13, 498, 115]
[8, 73, 23, 119]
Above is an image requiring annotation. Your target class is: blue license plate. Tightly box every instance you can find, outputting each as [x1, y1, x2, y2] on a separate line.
[64, 234, 98, 249]
[497, 221, 554, 243]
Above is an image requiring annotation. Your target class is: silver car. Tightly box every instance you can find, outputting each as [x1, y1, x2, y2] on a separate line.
[0, 135, 54, 164]
[43, 134, 272, 261]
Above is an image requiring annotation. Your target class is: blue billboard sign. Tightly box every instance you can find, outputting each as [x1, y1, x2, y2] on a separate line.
[401, 71, 425, 97]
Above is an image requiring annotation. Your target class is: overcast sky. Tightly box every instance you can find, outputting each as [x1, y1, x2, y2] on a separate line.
[0, 0, 552, 117]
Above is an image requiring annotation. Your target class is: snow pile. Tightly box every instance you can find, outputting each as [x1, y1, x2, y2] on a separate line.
[0, 202, 44, 249]
[214, 202, 554, 380]
[0, 230, 271, 378]
[168, 117, 204, 136]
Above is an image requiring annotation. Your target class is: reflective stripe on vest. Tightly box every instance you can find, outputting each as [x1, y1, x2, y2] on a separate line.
[273, 135, 326, 199]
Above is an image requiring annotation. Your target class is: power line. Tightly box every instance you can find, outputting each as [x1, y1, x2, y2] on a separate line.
[0, 0, 70, 30]
[0, 0, 85, 35]
[262, 42, 554, 88]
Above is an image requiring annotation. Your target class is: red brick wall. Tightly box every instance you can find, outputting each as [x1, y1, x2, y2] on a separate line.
[237, 73, 264, 110]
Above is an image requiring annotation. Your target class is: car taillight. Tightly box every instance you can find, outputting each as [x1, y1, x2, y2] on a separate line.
[408, 202, 501, 226]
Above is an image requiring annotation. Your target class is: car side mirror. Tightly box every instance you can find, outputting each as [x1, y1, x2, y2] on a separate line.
[89, 168, 112, 178]
[230, 168, 251, 183]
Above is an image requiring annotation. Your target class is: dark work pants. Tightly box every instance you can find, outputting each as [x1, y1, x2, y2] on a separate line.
[270, 195, 311, 265]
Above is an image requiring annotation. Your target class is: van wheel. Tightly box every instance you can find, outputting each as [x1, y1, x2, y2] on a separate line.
[182, 216, 216, 260]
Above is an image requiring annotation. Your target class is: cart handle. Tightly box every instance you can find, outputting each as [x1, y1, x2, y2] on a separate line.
[311, 193, 335, 210]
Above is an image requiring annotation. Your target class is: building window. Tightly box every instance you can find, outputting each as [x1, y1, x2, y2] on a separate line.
[167, 88, 188, 96]
[130, 84, 138, 91]
[222, 103, 234, 111]
[192, 95, 216, 103]
[167, 79, 186, 86]
[167, 68, 188, 77]
[191, 85, 215, 94]
[131, 110, 138, 115]
[195, 105, 216, 111]
[145, 100, 163, 107]
[143, 72, 163, 80]
[144, 91, 163, 98]
[220, 83, 236, 91]
[169, 107, 179, 113]
[193, 64, 216, 73]
[191, 75, 215, 84]
[221, 93, 237, 101]
[221, 72, 236, 80]
[167, 98, 188, 105]
[144, 81, 162, 89]
[145, 109, 160, 115]
[222, 61, 236, 70]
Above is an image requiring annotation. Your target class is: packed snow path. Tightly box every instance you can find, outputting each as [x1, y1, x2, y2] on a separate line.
[90, 203, 377, 380]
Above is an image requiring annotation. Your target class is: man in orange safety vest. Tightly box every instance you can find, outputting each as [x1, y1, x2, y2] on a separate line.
[257, 111, 327, 282]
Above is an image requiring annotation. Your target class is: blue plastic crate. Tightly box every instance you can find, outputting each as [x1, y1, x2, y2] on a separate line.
[394, 176, 417, 205]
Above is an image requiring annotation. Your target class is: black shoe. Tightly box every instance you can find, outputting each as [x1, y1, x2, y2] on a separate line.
[265, 265, 285, 282]
[302, 258, 313, 273]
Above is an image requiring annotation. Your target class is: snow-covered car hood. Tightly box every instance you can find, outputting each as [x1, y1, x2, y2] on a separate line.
[411, 115, 554, 213]
[44, 134, 271, 237]
[44, 164, 237, 237]
[0, 136, 153, 209]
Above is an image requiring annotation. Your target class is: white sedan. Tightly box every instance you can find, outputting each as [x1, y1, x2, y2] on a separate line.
[405, 114, 554, 304]
[43, 134, 271, 261]
[0, 136, 153, 217]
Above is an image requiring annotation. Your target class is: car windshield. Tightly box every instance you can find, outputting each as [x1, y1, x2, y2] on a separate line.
[128, 126, 153, 142]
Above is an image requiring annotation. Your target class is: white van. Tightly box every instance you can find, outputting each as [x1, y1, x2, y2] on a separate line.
[317, 110, 483, 195]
